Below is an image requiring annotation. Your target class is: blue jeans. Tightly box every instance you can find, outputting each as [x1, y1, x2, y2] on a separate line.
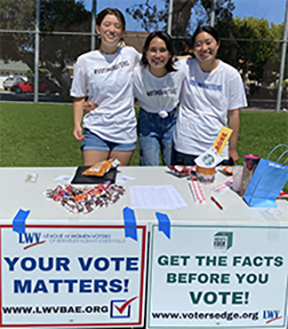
[137, 108, 178, 166]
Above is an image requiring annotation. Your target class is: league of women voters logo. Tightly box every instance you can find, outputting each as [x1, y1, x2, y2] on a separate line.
[18, 232, 46, 249]
[213, 232, 233, 250]
[18, 232, 125, 249]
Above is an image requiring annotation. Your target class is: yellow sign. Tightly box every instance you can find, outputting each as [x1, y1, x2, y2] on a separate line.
[212, 126, 233, 155]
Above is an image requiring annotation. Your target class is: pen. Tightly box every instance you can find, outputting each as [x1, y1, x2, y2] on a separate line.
[211, 196, 223, 210]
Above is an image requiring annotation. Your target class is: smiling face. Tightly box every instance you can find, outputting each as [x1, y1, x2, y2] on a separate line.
[145, 37, 171, 77]
[96, 14, 124, 52]
[193, 31, 220, 71]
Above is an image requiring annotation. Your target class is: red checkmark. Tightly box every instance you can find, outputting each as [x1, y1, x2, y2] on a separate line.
[114, 296, 138, 314]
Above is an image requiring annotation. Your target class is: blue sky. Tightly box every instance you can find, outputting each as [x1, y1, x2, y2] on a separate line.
[233, 0, 286, 25]
[82, 0, 286, 31]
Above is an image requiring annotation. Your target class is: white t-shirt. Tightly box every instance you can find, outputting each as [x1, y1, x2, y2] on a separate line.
[173, 58, 247, 159]
[71, 46, 141, 143]
[132, 59, 186, 114]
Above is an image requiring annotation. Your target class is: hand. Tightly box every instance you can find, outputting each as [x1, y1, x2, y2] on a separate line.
[83, 100, 98, 114]
[73, 126, 85, 141]
[229, 149, 239, 165]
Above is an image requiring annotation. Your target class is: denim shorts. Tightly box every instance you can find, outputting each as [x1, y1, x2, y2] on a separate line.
[81, 129, 136, 152]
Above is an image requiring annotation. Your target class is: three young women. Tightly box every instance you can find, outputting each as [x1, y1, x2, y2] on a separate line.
[72, 9, 246, 167]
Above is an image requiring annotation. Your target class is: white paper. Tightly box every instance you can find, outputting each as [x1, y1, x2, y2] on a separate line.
[54, 175, 72, 184]
[24, 173, 38, 183]
[129, 185, 188, 210]
[116, 175, 135, 184]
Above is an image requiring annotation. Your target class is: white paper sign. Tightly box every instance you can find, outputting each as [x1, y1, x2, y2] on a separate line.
[1, 223, 148, 328]
[148, 223, 288, 328]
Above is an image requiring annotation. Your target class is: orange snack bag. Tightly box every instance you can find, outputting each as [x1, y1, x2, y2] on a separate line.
[82, 158, 120, 177]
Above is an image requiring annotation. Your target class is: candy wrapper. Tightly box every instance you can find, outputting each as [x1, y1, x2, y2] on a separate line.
[217, 165, 233, 175]
[168, 165, 190, 177]
[45, 184, 125, 214]
[168, 165, 197, 179]
[82, 158, 120, 177]
[277, 190, 288, 200]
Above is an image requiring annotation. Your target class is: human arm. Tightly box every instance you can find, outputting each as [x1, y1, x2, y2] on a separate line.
[228, 108, 240, 164]
[83, 100, 98, 114]
[73, 97, 86, 141]
[177, 54, 192, 60]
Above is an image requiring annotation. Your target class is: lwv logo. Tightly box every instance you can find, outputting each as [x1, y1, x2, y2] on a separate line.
[18, 233, 45, 249]
[263, 310, 282, 324]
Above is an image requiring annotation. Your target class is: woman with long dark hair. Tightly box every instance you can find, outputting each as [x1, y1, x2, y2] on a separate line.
[173, 26, 247, 166]
[71, 8, 141, 166]
[133, 31, 186, 166]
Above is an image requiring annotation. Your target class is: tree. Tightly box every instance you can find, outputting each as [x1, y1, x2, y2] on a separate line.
[126, 0, 235, 53]
[125, 1, 282, 87]
[219, 17, 282, 86]
[0, 0, 91, 101]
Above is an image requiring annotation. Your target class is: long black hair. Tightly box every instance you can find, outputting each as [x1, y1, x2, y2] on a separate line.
[141, 31, 176, 72]
[191, 25, 220, 48]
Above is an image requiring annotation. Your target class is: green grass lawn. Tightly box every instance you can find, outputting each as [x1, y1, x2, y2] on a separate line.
[0, 102, 287, 168]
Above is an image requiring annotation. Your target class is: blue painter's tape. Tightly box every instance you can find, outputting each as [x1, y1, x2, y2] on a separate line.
[155, 212, 171, 239]
[12, 209, 30, 234]
[123, 207, 138, 241]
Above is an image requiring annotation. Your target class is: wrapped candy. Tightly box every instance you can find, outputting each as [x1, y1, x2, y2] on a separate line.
[168, 165, 191, 177]
[45, 184, 125, 214]
[167, 165, 197, 180]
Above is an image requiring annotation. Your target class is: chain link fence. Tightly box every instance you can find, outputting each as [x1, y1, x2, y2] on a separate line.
[0, 0, 287, 110]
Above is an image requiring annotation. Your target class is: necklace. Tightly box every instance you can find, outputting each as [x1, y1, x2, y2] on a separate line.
[99, 48, 118, 56]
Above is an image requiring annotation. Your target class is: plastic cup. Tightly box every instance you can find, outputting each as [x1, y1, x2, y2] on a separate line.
[240, 154, 260, 196]
[232, 165, 243, 193]
[196, 166, 216, 183]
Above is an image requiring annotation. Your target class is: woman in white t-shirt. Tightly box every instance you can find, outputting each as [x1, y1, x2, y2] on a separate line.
[133, 31, 186, 166]
[70, 8, 141, 166]
[172, 26, 247, 166]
